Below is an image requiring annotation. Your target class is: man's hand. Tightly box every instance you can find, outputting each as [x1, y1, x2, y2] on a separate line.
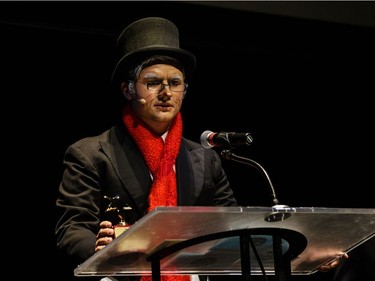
[95, 220, 115, 252]
[318, 252, 349, 272]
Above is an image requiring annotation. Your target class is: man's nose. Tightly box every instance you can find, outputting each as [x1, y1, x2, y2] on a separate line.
[157, 85, 172, 101]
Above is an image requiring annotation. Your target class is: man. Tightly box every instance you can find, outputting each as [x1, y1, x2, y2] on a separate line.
[55, 17, 238, 281]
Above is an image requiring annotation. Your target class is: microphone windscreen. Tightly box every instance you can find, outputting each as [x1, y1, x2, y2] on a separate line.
[200, 130, 214, 149]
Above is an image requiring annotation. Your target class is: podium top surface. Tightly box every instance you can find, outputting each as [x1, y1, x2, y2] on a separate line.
[74, 206, 375, 277]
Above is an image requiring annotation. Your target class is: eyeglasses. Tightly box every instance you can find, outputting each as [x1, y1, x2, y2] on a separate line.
[137, 80, 187, 92]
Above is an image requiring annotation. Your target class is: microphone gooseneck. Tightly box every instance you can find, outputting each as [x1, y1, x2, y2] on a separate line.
[200, 130, 292, 221]
[220, 150, 280, 206]
[220, 149, 292, 222]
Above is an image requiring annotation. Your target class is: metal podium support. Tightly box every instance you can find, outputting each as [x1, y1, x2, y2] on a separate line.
[146, 228, 307, 281]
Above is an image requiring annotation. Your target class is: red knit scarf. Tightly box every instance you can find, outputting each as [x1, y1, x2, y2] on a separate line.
[122, 105, 190, 281]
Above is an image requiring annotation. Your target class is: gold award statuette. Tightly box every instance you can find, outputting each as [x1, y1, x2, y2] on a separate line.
[113, 205, 132, 237]
[103, 195, 133, 238]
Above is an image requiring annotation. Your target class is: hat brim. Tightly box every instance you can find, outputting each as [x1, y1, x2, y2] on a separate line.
[111, 47, 196, 87]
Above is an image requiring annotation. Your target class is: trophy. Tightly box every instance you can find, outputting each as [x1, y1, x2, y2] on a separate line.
[103, 195, 133, 237]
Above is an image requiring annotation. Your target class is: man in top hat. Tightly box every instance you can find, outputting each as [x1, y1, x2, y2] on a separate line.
[55, 17, 238, 281]
[55, 17, 346, 281]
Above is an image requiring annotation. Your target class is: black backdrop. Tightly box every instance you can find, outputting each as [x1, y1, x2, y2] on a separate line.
[2, 2, 374, 280]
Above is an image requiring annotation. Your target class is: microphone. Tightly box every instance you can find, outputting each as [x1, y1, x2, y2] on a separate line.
[137, 98, 146, 105]
[128, 81, 147, 105]
[200, 130, 253, 149]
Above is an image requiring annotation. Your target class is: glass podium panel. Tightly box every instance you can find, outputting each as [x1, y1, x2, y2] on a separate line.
[74, 206, 375, 277]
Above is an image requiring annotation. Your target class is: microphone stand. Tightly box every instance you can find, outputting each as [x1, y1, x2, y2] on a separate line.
[220, 149, 292, 222]
[221, 149, 298, 281]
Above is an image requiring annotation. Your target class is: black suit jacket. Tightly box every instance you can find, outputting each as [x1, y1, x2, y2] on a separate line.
[55, 122, 238, 274]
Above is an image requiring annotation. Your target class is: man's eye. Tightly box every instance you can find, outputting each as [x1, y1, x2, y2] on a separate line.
[170, 81, 181, 87]
[147, 82, 160, 87]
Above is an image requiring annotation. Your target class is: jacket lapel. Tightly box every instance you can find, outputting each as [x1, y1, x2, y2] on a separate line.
[177, 139, 205, 206]
[101, 124, 151, 216]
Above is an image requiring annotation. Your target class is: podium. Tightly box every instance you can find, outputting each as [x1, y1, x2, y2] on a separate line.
[74, 206, 375, 280]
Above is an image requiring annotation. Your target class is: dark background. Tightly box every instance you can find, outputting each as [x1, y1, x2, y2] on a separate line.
[2, 1, 374, 280]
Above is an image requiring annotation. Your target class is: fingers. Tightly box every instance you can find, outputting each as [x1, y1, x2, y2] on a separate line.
[341, 252, 349, 260]
[95, 236, 113, 252]
[318, 252, 349, 272]
[318, 264, 333, 272]
[95, 220, 115, 252]
[99, 220, 113, 229]
[319, 260, 340, 272]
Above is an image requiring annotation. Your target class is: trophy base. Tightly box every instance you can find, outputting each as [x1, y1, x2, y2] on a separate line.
[114, 225, 130, 238]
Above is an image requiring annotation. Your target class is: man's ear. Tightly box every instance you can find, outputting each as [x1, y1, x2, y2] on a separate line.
[121, 82, 133, 101]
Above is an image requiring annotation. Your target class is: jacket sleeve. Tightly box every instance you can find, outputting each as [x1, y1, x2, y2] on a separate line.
[55, 139, 102, 263]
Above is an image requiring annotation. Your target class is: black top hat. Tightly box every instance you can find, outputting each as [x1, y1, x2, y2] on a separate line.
[111, 17, 196, 87]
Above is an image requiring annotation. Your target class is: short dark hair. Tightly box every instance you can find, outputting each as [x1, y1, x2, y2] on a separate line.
[127, 55, 186, 81]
